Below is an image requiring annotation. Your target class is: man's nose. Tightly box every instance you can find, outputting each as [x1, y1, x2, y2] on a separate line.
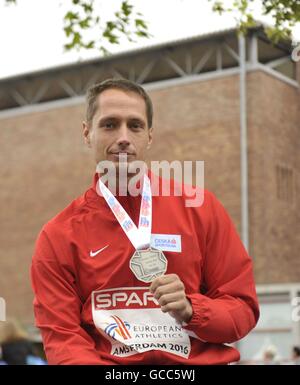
[116, 124, 130, 147]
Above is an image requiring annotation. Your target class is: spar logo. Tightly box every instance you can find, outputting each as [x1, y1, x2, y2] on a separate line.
[93, 287, 159, 310]
[105, 315, 132, 340]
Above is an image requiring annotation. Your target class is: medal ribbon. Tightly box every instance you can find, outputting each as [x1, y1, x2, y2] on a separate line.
[97, 174, 152, 250]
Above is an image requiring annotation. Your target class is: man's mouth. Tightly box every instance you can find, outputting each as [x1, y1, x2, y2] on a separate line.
[109, 152, 135, 156]
[108, 152, 136, 163]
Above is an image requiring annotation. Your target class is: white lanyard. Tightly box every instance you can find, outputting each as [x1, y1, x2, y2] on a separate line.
[97, 174, 152, 250]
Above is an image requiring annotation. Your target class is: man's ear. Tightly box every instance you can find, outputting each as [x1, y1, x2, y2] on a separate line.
[147, 127, 153, 149]
[83, 121, 92, 148]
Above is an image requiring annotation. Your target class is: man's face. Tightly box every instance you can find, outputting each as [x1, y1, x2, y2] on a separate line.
[83, 88, 153, 169]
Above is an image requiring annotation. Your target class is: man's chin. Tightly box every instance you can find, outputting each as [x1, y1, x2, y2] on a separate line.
[114, 162, 140, 175]
[108, 156, 143, 168]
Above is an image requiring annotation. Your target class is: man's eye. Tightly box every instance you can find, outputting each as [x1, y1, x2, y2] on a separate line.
[130, 122, 143, 130]
[104, 122, 115, 129]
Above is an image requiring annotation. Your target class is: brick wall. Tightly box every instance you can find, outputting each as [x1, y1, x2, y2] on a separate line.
[247, 71, 300, 283]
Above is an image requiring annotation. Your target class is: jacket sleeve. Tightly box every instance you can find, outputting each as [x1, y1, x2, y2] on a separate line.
[183, 192, 259, 344]
[31, 229, 109, 365]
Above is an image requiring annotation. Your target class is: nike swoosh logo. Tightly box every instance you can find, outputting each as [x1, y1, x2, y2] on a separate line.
[89, 245, 109, 257]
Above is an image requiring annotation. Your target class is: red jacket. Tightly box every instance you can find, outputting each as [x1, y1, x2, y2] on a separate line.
[31, 173, 259, 365]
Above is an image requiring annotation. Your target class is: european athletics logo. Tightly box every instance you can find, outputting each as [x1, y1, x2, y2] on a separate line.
[105, 315, 132, 341]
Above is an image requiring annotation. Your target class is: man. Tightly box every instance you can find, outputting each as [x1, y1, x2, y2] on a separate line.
[31, 78, 259, 365]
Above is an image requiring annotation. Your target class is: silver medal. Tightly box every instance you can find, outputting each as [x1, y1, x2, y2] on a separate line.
[130, 248, 168, 283]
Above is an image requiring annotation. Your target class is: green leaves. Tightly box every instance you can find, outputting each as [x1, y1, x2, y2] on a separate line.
[261, 0, 300, 42]
[121, 0, 133, 17]
[209, 0, 300, 43]
[6, 0, 298, 53]
[61, 0, 150, 53]
[212, 1, 225, 14]
[4, 0, 150, 55]
[79, 16, 92, 29]
[135, 18, 147, 29]
[63, 0, 96, 51]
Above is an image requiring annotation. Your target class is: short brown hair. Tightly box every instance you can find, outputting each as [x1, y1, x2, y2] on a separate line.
[85, 78, 153, 128]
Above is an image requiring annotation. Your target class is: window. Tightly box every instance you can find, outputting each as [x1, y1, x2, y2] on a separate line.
[276, 165, 294, 202]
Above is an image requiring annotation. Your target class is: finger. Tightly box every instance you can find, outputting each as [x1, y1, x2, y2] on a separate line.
[150, 274, 177, 293]
[150, 274, 181, 293]
[157, 292, 185, 307]
[152, 281, 185, 300]
[161, 299, 187, 314]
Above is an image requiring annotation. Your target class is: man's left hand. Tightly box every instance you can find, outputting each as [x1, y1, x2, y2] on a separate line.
[149, 274, 193, 324]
